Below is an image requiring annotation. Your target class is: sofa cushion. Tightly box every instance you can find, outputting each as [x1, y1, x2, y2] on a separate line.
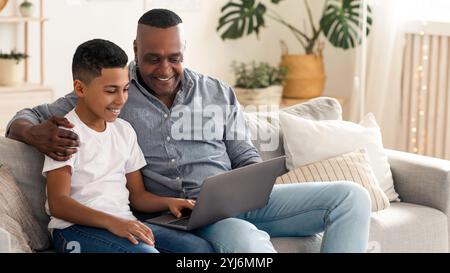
[271, 202, 448, 253]
[0, 164, 50, 251]
[369, 202, 448, 252]
[278, 111, 399, 202]
[0, 137, 49, 237]
[276, 149, 390, 212]
[245, 97, 342, 161]
[0, 214, 32, 252]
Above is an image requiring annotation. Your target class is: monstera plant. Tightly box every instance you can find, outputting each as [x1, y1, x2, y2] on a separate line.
[217, 0, 372, 99]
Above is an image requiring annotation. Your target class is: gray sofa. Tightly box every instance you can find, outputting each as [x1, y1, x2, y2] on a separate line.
[0, 97, 449, 252]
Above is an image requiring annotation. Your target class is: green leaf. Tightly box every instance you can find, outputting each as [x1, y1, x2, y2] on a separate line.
[217, 0, 267, 40]
[320, 0, 372, 50]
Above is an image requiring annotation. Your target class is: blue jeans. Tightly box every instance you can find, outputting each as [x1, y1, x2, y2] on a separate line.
[52, 223, 214, 253]
[194, 182, 371, 253]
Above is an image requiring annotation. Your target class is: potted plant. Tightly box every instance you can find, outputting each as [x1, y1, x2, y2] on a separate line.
[232, 61, 288, 107]
[0, 50, 28, 86]
[19, 0, 34, 17]
[217, 0, 372, 99]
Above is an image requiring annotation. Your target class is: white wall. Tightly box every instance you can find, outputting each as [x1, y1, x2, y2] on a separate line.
[1, 0, 355, 108]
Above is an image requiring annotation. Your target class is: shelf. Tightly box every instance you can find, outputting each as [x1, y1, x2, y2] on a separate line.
[0, 16, 47, 23]
[0, 83, 52, 93]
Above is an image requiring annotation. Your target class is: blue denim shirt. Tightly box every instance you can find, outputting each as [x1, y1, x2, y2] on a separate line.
[7, 62, 262, 199]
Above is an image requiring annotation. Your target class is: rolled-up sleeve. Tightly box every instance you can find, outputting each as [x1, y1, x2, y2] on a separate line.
[224, 87, 262, 169]
[5, 92, 78, 137]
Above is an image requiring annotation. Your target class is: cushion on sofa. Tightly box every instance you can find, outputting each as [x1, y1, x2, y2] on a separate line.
[271, 202, 448, 253]
[245, 97, 343, 160]
[276, 149, 390, 212]
[0, 214, 32, 252]
[278, 111, 399, 202]
[0, 137, 50, 239]
[0, 164, 50, 251]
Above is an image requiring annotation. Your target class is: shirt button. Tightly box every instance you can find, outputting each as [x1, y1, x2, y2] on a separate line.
[164, 114, 168, 118]
[171, 159, 176, 163]
[176, 177, 181, 180]
[166, 136, 171, 141]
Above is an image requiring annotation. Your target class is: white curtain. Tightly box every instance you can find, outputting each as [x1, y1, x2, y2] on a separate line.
[349, 0, 426, 149]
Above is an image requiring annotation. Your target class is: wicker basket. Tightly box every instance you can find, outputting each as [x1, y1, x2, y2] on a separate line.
[281, 54, 326, 99]
[234, 86, 283, 107]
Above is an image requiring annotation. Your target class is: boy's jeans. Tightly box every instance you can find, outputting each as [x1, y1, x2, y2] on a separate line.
[52, 223, 214, 253]
[194, 182, 372, 253]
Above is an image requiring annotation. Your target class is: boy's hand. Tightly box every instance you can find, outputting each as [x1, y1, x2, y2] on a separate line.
[167, 198, 196, 218]
[107, 217, 155, 246]
[25, 116, 80, 161]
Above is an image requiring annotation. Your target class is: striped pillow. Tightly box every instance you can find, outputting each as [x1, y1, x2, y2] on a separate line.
[276, 149, 390, 212]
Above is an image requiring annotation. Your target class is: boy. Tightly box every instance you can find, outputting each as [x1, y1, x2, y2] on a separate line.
[43, 39, 213, 253]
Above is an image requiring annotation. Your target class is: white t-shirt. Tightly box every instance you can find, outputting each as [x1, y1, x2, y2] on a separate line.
[43, 109, 147, 230]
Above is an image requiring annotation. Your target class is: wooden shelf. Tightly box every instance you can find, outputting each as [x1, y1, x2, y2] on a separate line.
[0, 16, 47, 23]
[0, 83, 51, 93]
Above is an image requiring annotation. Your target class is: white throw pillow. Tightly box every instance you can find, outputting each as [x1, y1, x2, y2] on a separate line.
[279, 112, 399, 201]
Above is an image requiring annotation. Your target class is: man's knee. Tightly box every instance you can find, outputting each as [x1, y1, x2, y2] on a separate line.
[333, 181, 371, 215]
[197, 218, 275, 253]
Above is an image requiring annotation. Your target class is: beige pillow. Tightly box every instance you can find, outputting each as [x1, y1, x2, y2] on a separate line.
[0, 214, 32, 253]
[276, 149, 390, 212]
[0, 164, 50, 251]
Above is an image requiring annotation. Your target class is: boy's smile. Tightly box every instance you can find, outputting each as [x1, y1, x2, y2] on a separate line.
[74, 67, 130, 132]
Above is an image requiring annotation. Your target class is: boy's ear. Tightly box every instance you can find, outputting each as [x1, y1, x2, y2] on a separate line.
[73, 80, 86, 97]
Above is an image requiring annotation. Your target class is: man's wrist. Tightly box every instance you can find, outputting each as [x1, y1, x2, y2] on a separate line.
[21, 123, 35, 145]
[7, 120, 34, 144]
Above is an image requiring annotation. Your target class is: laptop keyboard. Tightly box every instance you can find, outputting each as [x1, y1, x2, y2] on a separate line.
[168, 217, 190, 226]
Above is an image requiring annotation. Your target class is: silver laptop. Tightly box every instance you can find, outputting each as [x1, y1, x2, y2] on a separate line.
[145, 156, 287, 230]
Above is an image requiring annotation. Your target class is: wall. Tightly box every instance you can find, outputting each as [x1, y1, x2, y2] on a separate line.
[1, 0, 355, 113]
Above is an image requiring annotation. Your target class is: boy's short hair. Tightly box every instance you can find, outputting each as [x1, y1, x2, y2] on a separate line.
[138, 9, 182, 28]
[72, 39, 128, 84]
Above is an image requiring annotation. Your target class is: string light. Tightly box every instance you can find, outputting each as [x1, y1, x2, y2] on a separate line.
[410, 20, 429, 154]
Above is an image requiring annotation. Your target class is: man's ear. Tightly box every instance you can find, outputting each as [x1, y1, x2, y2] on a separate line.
[73, 80, 86, 98]
[133, 40, 138, 61]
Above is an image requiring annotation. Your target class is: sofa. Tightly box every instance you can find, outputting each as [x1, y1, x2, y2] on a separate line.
[0, 97, 449, 253]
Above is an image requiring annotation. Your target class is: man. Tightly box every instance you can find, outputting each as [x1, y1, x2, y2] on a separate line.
[7, 9, 371, 253]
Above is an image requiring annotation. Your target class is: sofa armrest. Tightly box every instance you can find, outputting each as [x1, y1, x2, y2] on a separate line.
[0, 227, 11, 253]
[386, 149, 450, 215]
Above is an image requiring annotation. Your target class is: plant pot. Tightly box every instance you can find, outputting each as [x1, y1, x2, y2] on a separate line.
[281, 54, 326, 99]
[0, 0, 9, 14]
[0, 59, 22, 86]
[19, 1, 34, 17]
[234, 85, 283, 107]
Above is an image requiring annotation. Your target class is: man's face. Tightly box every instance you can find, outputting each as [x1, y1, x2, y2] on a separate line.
[134, 24, 185, 98]
[77, 67, 130, 123]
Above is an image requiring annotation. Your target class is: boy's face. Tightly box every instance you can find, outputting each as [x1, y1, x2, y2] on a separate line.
[75, 67, 130, 123]
[134, 24, 185, 98]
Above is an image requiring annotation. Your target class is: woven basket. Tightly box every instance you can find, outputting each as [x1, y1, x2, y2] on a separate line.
[281, 54, 326, 99]
[234, 86, 283, 107]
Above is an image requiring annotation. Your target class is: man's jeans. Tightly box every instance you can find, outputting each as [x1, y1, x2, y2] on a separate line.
[52, 223, 214, 253]
[194, 182, 372, 253]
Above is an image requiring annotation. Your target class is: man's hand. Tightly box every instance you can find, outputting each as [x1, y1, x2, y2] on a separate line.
[167, 198, 196, 218]
[24, 116, 80, 161]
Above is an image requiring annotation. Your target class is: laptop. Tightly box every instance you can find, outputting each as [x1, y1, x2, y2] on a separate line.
[145, 156, 287, 230]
